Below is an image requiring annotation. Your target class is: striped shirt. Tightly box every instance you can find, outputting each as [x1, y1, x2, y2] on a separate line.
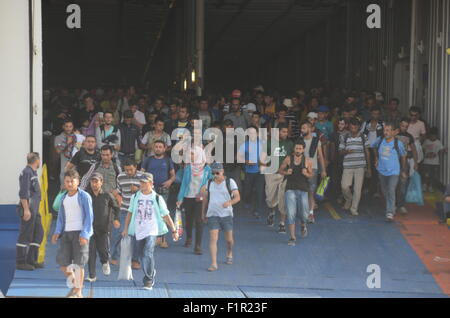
[339, 133, 369, 169]
[117, 171, 144, 210]
[286, 112, 300, 139]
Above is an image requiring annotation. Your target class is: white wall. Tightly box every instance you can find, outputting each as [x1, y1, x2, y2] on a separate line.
[0, 0, 31, 205]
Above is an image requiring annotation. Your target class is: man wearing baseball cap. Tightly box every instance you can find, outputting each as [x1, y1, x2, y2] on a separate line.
[201, 163, 240, 272]
[121, 172, 178, 290]
[316, 106, 334, 139]
[86, 172, 121, 282]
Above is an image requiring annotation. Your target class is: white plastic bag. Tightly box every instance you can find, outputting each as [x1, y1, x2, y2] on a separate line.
[414, 140, 424, 163]
[117, 236, 133, 281]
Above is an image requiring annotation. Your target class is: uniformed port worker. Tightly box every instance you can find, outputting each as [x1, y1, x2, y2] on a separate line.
[16, 152, 44, 271]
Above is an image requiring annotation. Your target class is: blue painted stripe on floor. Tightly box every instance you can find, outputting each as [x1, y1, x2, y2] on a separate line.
[166, 283, 245, 298]
[91, 283, 168, 298]
[240, 286, 321, 298]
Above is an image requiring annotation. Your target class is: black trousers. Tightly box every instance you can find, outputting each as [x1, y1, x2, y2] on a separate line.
[16, 199, 44, 265]
[182, 198, 203, 247]
[88, 230, 110, 278]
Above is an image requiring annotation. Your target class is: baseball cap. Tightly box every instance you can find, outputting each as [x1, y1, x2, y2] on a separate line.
[307, 112, 318, 119]
[211, 162, 224, 172]
[317, 106, 330, 113]
[245, 103, 257, 112]
[90, 172, 103, 181]
[139, 172, 154, 183]
[231, 89, 241, 98]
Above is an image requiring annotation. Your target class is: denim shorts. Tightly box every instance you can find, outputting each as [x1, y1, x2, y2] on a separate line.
[56, 231, 89, 267]
[207, 216, 233, 232]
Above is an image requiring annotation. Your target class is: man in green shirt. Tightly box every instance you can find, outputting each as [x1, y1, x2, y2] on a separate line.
[263, 124, 293, 233]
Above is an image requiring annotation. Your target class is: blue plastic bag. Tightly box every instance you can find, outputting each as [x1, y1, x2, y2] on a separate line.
[175, 167, 184, 184]
[405, 172, 424, 206]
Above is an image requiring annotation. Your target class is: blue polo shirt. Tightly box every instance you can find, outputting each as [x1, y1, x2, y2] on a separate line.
[238, 139, 264, 174]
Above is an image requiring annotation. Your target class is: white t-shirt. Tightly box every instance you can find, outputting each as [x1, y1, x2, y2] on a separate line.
[186, 173, 203, 198]
[423, 139, 444, 165]
[206, 178, 238, 218]
[134, 110, 146, 126]
[407, 121, 426, 140]
[63, 192, 83, 232]
[135, 193, 158, 240]
[72, 134, 86, 157]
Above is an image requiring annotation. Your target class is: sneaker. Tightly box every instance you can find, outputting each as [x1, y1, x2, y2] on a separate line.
[33, 262, 45, 269]
[110, 259, 118, 266]
[143, 270, 156, 290]
[102, 262, 111, 276]
[288, 238, 296, 246]
[86, 276, 97, 283]
[267, 213, 275, 227]
[278, 223, 286, 234]
[16, 263, 35, 271]
[307, 214, 315, 224]
[301, 225, 308, 238]
[386, 214, 394, 222]
[399, 206, 408, 215]
[342, 203, 352, 211]
[350, 210, 359, 216]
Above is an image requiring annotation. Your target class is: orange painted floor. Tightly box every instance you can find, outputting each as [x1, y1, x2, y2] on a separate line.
[397, 195, 450, 296]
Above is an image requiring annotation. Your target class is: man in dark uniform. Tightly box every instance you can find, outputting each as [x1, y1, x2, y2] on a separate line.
[16, 152, 44, 271]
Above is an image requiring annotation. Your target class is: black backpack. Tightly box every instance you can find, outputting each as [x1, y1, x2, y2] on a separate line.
[298, 136, 320, 158]
[363, 120, 384, 138]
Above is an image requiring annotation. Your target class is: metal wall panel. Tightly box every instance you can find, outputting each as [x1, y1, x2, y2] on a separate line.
[424, 0, 450, 184]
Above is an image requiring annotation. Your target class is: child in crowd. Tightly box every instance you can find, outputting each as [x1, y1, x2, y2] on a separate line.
[422, 127, 447, 192]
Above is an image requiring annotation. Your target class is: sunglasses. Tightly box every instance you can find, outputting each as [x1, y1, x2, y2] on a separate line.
[213, 172, 221, 175]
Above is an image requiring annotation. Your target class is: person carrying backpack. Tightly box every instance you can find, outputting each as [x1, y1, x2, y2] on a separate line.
[372, 122, 408, 222]
[95, 111, 121, 156]
[141, 141, 176, 248]
[360, 106, 384, 199]
[299, 121, 327, 224]
[278, 139, 313, 246]
[200, 163, 240, 272]
[339, 118, 371, 216]
[121, 172, 179, 290]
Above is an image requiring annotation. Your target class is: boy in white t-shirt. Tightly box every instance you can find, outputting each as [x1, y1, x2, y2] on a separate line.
[422, 127, 447, 192]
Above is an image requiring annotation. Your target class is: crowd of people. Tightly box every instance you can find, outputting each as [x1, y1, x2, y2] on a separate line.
[16, 84, 447, 297]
